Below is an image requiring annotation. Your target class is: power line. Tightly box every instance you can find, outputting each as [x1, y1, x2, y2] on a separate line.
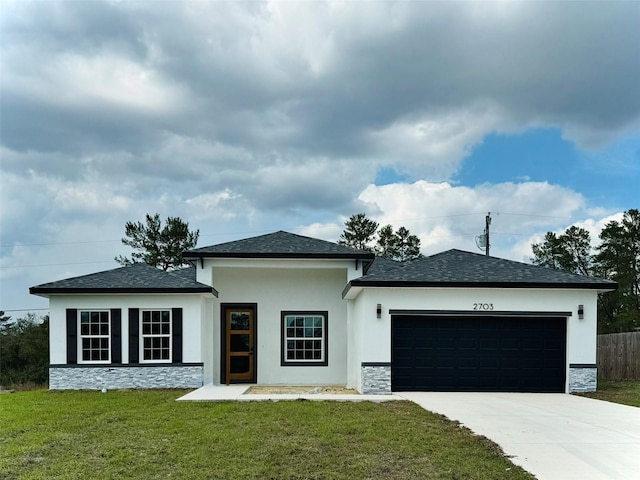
[0, 260, 115, 269]
[1, 213, 488, 249]
[496, 212, 586, 221]
[2, 308, 49, 312]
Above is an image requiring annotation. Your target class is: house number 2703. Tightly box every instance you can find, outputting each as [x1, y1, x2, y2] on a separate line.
[473, 303, 494, 311]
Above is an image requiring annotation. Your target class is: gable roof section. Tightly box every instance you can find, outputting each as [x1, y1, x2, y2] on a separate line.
[30, 263, 216, 296]
[184, 230, 375, 260]
[343, 249, 617, 297]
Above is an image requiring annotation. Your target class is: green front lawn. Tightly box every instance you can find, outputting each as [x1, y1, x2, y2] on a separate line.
[580, 380, 640, 408]
[0, 390, 533, 479]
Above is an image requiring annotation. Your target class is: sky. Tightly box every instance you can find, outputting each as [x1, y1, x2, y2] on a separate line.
[1, 1, 639, 316]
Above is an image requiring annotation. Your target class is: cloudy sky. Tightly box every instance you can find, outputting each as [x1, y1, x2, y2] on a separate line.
[1, 1, 639, 316]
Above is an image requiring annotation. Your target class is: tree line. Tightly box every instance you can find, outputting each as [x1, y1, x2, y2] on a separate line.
[531, 209, 639, 333]
[0, 312, 49, 387]
[337, 213, 422, 261]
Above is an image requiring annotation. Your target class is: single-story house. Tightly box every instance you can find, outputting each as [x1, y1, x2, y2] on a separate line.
[30, 231, 617, 394]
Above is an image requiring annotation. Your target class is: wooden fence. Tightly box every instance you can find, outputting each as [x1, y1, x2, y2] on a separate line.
[597, 331, 640, 380]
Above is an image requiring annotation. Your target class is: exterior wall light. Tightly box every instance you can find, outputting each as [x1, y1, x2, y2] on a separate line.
[578, 305, 584, 320]
[376, 304, 382, 319]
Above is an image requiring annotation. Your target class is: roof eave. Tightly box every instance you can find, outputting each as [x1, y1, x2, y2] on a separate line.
[346, 280, 618, 290]
[29, 287, 218, 297]
[183, 252, 375, 260]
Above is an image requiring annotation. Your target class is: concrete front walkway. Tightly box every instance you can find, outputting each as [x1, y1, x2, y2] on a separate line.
[399, 392, 640, 480]
[177, 383, 403, 402]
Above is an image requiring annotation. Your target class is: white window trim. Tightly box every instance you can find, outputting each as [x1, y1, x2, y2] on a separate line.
[140, 309, 172, 364]
[282, 312, 328, 366]
[78, 310, 111, 364]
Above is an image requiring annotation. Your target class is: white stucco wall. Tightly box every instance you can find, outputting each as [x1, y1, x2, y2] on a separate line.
[349, 286, 599, 392]
[201, 259, 353, 385]
[48, 294, 208, 365]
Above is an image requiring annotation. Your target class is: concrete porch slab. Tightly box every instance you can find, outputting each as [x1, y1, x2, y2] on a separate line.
[177, 384, 403, 402]
[177, 384, 250, 401]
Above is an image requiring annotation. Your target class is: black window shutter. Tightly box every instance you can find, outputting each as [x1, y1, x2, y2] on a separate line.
[129, 308, 139, 364]
[172, 308, 183, 364]
[111, 309, 122, 364]
[66, 309, 77, 364]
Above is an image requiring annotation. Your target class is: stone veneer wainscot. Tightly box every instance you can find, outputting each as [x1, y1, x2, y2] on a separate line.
[49, 364, 204, 390]
[568, 365, 597, 393]
[361, 363, 391, 394]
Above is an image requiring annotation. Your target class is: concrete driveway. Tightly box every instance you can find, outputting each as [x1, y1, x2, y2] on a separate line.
[398, 392, 640, 480]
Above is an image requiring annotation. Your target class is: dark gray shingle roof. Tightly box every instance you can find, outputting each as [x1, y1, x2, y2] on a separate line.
[30, 263, 215, 295]
[184, 230, 374, 259]
[349, 249, 617, 290]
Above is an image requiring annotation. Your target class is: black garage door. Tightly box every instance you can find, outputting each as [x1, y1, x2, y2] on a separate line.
[391, 315, 566, 392]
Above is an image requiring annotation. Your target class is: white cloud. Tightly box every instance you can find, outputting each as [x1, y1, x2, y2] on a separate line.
[1, 0, 637, 314]
[355, 180, 586, 255]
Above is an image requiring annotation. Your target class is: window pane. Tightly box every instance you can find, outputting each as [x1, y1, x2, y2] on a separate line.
[295, 317, 304, 327]
[286, 328, 295, 338]
[142, 323, 151, 335]
[230, 356, 250, 374]
[161, 322, 170, 335]
[230, 334, 250, 352]
[162, 311, 170, 323]
[152, 311, 160, 323]
[143, 311, 150, 323]
[305, 328, 313, 337]
[230, 313, 250, 330]
[295, 328, 303, 337]
[314, 317, 323, 327]
[286, 317, 295, 327]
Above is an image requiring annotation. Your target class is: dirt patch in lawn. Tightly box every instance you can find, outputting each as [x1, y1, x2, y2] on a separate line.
[246, 385, 357, 395]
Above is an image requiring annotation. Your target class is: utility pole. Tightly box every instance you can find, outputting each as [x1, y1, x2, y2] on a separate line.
[484, 212, 491, 256]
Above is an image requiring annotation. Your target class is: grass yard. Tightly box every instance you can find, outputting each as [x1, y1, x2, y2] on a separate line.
[0, 390, 533, 480]
[579, 380, 640, 408]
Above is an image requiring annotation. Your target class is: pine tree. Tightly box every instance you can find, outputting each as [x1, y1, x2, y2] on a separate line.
[115, 213, 199, 271]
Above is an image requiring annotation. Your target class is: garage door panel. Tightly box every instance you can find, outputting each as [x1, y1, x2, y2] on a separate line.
[392, 315, 566, 392]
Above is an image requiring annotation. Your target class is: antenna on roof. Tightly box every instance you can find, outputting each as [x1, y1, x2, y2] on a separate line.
[475, 212, 491, 256]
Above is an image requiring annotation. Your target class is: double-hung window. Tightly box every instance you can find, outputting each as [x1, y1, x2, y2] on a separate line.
[141, 310, 172, 362]
[79, 311, 110, 363]
[281, 311, 328, 366]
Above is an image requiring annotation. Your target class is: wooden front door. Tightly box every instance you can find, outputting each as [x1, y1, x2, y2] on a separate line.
[225, 307, 256, 384]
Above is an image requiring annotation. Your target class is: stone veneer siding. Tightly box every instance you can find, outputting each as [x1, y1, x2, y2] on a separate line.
[568, 365, 597, 393]
[361, 363, 391, 394]
[49, 364, 204, 390]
